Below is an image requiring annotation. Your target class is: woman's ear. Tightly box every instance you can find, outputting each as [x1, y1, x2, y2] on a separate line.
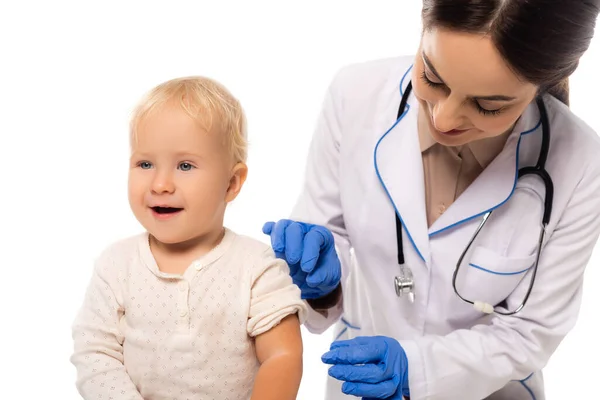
[225, 162, 248, 203]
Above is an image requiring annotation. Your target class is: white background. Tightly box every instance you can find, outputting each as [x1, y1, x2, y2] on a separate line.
[1, 1, 598, 399]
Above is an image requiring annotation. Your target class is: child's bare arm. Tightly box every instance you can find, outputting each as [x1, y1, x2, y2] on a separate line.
[250, 314, 303, 400]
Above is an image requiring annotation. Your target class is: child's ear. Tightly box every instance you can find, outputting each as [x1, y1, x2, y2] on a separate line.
[225, 162, 248, 203]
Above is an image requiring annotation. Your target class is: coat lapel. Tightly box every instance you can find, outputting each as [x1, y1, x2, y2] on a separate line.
[374, 91, 431, 263]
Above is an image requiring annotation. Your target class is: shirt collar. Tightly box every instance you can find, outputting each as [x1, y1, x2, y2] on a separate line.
[138, 228, 237, 279]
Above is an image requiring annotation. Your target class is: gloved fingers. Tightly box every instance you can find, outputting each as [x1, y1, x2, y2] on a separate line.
[288, 261, 301, 277]
[271, 219, 292, 252]
[300, 228, 325, 273]
[305, 264, 330, 288]
[306, 260, 340, 289]
[313, 225, 334, 249]
[273, 250, 286, 261]
[340, 380, 398, 399]
[329, 336, 383, 350]
[284, 222, 305, 264]
[327, 364, 385, 384]
[328, 338, 355, 350]
[290, 270, 321, 299]
[300, 288, 325, 299]
[322, 343, 385, 365]
[290, 267, 305, 284]
[262, 221, 275, 235]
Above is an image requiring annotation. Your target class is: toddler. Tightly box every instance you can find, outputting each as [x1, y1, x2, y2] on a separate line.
[71, 76, 307, 399]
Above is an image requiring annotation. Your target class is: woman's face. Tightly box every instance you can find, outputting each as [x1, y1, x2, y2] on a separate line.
[412, 27, 539, 147]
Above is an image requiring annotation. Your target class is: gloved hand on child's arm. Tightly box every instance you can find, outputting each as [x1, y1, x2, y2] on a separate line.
[263, 219, 342, 300]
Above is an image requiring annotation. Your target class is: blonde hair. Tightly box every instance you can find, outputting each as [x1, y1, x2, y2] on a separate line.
[130, 76, 248, 163]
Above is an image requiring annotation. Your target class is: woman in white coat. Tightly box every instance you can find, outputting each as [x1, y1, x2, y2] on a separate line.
[264, 1, 600, 399]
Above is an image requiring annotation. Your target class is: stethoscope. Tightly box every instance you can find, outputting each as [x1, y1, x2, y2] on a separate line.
[393, 81, 554, 315]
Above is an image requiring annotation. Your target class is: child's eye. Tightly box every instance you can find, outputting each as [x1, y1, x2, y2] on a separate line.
[178, 162, 194, 171]
[138, 161, 153, 169]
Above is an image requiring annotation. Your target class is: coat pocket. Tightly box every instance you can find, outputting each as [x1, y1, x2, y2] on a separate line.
[458, 245, 536, 309]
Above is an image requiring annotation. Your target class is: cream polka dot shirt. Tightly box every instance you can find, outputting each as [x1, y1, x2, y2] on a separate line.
[71, 228, 307, 400]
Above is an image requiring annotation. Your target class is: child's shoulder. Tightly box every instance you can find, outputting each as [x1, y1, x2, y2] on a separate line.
[226, 229, 282, 268]
[227, 230, 293, 286]
[229, 229, 273, 257]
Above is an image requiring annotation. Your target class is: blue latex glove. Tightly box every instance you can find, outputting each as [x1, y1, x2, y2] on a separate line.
[322, 336, 410, 399]
[262, 219, 341, 299]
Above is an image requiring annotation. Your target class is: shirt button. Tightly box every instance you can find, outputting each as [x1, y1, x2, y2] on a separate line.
[179, 309, 188, 317]
[194, 262, 203, 271]
[178, 281, 187, 292]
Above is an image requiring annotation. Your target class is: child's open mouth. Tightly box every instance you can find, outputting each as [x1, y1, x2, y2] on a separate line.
[150, 206, 183, 219]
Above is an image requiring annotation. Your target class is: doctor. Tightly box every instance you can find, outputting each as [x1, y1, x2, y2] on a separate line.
[263, 1, 600, 399]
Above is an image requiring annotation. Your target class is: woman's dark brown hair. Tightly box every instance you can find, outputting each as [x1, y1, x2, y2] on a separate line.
[422, 0, 600, 106]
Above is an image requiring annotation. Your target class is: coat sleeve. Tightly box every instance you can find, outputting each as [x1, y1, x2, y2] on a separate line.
[401, 160, 600, 400]
[290, 68, 353, 334]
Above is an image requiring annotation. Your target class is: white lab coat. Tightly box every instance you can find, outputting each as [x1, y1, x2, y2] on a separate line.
[291, 56, 600, 400]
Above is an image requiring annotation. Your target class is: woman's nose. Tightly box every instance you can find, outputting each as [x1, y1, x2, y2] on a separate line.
[432, 96, 465, 132]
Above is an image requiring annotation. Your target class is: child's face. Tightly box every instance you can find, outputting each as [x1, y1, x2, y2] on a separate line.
[128, 103, 245, 245]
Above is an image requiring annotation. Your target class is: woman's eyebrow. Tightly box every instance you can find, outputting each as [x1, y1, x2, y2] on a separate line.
[422, 52, 445, 83]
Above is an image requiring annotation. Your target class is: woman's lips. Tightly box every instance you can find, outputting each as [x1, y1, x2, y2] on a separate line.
[438, 128, 468, 136]
[430, 118, 469, 136]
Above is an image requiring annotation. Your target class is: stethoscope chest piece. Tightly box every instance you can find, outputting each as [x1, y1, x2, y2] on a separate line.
[394, 266, 415, 303]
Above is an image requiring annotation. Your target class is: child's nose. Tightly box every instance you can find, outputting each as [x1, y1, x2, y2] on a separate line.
[151, 171, 175, 194]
